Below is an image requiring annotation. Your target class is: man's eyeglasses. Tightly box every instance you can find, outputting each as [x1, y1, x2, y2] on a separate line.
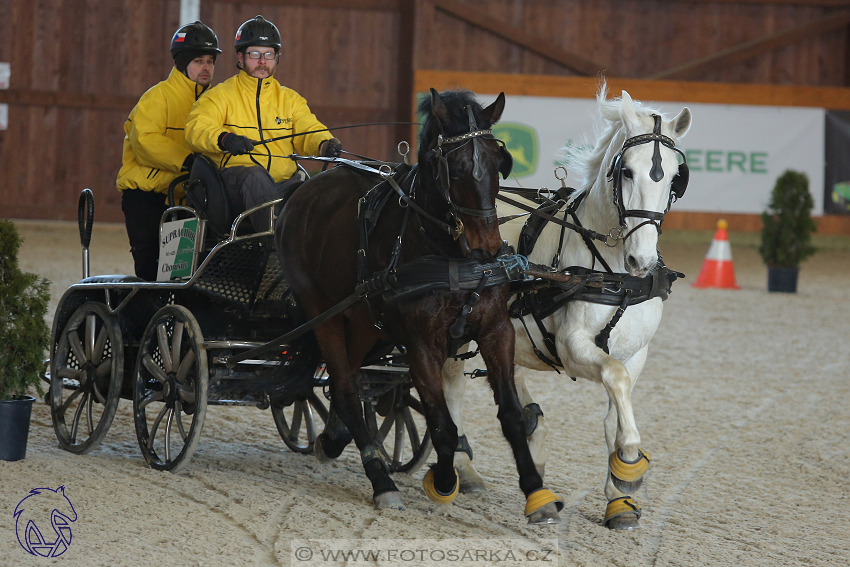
[246, 51, 276, 60]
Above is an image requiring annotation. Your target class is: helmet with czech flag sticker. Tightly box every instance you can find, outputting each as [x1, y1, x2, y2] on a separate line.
[170, 21, 221, 59]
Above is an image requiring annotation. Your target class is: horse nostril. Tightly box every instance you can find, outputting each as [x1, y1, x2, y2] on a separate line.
[627, 255, 637, 268]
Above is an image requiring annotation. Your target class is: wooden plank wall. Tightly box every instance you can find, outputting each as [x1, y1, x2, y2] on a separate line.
[414, 0, 848, 84]
[0, 0, 848, 224]
[0, 0, 406, 222]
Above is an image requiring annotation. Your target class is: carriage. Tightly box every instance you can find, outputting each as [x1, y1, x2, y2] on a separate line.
[48, 158, 433, 475]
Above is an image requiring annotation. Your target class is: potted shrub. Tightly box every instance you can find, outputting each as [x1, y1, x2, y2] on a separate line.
[758, 170, 817, 293]
[0, 219, 51, 461]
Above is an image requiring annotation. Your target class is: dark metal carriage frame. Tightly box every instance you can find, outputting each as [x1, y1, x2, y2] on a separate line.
[48, 185, 432, 474]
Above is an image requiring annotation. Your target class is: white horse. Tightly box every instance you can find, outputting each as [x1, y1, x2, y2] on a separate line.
[443, 85, 692, 530]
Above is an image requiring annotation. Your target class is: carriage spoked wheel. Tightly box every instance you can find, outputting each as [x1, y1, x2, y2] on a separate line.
[363, 385, 433, 473]
[133, 305, 208, 473]
[270, 380, 330, 454]
[51, 301, 123, 454]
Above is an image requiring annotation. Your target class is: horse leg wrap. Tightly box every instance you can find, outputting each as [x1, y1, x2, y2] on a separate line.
[609, 448, 651, 483]
[604, 496, 641, 527]
[422, 467, 459, 504]
[455, 434, 473, 461]
[524, 488, 564, 516]
[523, 403, 544, 437]
[361, 445, 389, 474]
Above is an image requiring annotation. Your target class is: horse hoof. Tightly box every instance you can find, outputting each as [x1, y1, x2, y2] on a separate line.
[606, 513, 640, 530]
[527, 502, 561, 525]
[313, 435, 334, 463]
[459, 476, 487, 494]
[423, 469, 459, 504]
[454, 452, 487, 493]
[604, 496, 642, 530]
[314, 433, 351, 462]
[525, 488, 564, 524]
[374, 491, 405, 510]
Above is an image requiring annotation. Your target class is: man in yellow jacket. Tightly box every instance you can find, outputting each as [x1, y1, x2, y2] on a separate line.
[116, 21, 220, 280]
[185, 15, 341, 231]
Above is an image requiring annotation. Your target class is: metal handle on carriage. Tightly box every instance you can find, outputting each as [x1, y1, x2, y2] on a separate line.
[78, 188, 94, 279]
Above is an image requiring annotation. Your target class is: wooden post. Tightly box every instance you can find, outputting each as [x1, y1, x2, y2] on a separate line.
[396, 0, 416, 149]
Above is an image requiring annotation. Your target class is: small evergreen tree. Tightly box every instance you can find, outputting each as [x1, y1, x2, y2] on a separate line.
[0, 220, 51, 400]
[759, 170, 817, 268]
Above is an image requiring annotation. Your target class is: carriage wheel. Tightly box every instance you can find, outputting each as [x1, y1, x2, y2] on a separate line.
[51, 302, 123, 454]
[270, 388, 329, 454]
[364, 386, 432, 473]
[133, 305, 208, 473]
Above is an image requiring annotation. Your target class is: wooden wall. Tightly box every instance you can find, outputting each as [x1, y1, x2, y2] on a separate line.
[0, 0, 408, 222]
[0, 0, 848, 224]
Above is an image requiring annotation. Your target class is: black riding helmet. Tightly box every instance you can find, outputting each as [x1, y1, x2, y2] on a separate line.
[170, 21, 221, 59]
[234, 15, 281, 52]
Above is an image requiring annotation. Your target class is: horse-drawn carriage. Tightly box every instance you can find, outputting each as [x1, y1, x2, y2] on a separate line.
[49, 161, 432, 476]
[46, 85, 692, 528]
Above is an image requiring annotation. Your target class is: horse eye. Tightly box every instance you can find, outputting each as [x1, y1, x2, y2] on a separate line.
[449, 168, 461, 179]
[622, 168, 633, 180]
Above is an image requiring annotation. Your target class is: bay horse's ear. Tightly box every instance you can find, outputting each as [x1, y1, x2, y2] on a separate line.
[430, 88, 450, 127]
[482, 92, 506, 126]
[671, 107, 692, 139]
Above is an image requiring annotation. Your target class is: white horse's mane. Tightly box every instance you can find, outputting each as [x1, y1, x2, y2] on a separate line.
[564, 81, 663, 202]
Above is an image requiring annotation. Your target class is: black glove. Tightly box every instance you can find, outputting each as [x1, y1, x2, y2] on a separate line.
[219, 133, 255, 155]
[181, 153, 195, 172]
[320, 137, 343, 158]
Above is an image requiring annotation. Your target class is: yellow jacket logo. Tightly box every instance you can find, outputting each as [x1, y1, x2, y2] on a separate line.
[492, 123, 538, 178]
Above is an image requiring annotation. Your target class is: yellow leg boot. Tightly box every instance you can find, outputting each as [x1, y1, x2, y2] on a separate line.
[604, 496, 641, 530]
[423, 468, 459, 504]
[609, 449, 651, 492]
[525, 488, 564, 525]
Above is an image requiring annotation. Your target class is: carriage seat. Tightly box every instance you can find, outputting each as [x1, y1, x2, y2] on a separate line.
[185, 154, 308, 240]
[185, 154, 233, 239]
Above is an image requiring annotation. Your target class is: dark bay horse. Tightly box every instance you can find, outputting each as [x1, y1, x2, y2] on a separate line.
[275, 89, 563, 523]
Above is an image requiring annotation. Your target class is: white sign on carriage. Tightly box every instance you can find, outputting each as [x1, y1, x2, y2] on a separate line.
[487, 94, 826, 215]
[157, 218, 197, 281]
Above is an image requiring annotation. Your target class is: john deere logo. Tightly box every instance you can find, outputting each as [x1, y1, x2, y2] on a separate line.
[492, 123, 538, 178]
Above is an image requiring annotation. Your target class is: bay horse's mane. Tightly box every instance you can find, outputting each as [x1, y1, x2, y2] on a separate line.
[417, 89, 493, 152]
[564, 82, 664, 204]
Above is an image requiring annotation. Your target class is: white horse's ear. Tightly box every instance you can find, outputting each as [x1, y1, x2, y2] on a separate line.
[619, 90, 640, 130]
[671, 107, 692, 139]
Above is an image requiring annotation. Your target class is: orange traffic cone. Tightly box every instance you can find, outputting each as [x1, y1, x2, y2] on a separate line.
[692, 219, 740, 289]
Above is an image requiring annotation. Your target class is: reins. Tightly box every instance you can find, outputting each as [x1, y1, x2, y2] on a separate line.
[252, 121, 422, 146]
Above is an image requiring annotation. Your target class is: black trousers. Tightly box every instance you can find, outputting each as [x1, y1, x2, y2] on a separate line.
[219, 166, 304, 232]
[122, 189, 167, 281]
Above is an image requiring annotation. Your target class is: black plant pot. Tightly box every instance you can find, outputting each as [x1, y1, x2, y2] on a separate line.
[0, 395, 36, 461]
[767, 266, 799, 293]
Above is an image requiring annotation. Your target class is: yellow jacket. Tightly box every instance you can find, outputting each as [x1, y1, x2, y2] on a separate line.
[185, 71, 332, 182]
[116, 68, 206, 197]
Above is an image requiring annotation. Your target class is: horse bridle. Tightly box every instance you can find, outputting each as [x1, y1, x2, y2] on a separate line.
[425, 105, 505, 237]
[605, 114, 689, 239]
